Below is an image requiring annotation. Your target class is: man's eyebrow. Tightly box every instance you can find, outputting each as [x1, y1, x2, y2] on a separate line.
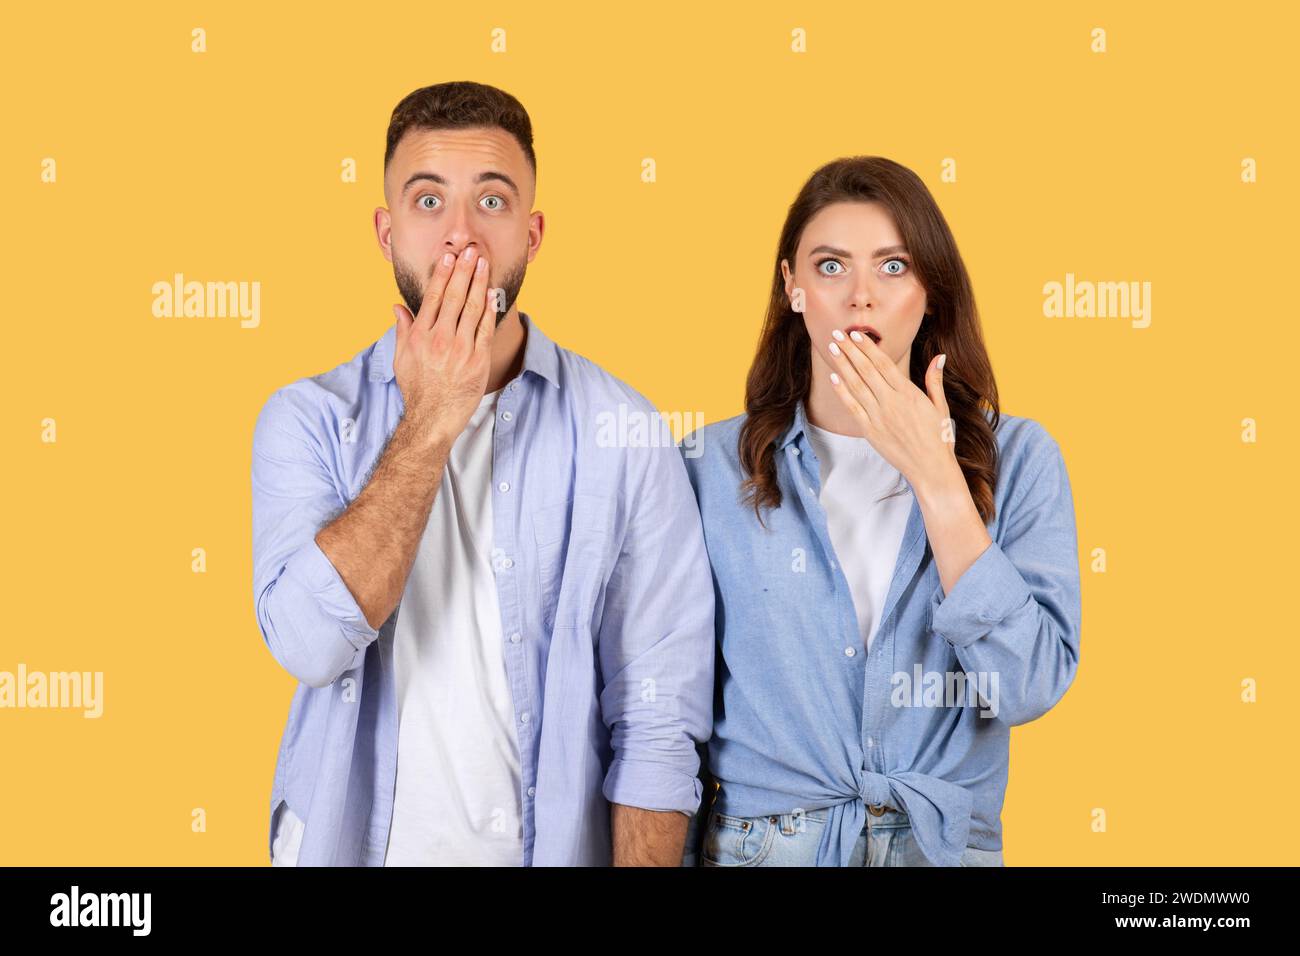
[808, 244, 908, 259]
[401, 170, 520, 198]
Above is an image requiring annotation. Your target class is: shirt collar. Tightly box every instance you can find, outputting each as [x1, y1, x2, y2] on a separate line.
[777, 398, 811, 450]
[369, 310, 561, 389]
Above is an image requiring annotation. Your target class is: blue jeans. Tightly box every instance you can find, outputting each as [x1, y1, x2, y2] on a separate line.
[683, 804, 1004, 867]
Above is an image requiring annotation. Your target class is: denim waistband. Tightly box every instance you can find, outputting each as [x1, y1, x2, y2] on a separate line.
[722, 802, 911, 835]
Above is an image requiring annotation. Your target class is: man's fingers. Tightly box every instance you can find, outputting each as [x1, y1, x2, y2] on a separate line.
[474, 286, 497, 355]
[393, 303, 413, 350]
[417, 252, 456, 333]
[457, 255, 491, 348]
[434, 246, 479, 338]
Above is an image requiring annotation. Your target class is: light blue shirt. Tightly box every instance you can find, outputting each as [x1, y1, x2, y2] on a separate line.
[681, 401, 1081, 866]
[251, 313, 715, 865]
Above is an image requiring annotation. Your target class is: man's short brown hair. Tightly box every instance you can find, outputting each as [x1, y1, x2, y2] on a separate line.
[384, 81, 536, 178]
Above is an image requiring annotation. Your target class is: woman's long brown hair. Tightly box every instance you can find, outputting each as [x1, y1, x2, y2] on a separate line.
[739, 156, 1000, 529]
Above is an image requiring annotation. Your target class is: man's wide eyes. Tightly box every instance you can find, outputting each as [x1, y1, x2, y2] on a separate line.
[416, 195, 505, 210]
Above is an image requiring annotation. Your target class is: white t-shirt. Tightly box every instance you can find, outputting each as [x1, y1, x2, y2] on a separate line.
[804, 421, 913, 653]
[271, 385, 524, 866]
[270, 801, 304, 867]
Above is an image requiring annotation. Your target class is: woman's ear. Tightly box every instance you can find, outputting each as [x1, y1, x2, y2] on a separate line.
[780, 259, 793, 299]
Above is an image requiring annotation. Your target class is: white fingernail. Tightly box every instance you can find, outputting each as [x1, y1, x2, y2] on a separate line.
[831, 329, 846, 341]
[937, 354, 946, 370]
[830, 372, 841, 385]
[829, 342, 841, 355]
[849, 331, 864, 342]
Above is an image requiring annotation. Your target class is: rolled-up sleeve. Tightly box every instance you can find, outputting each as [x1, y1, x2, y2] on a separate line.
[597, 434, 716, 816]
[927, 425, 1081, 726]
[251, 389, 379, 689]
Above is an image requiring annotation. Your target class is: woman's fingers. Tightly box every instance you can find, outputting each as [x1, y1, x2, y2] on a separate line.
[826, 337, 881, 422]
[925, 353, 954, 445]
[829, 368, 875, 430]
[846, 330, 906, 390]
[829, 334, 889, 404]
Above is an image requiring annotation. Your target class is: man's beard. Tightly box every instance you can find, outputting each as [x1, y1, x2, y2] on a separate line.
[393, 252, 527, 329]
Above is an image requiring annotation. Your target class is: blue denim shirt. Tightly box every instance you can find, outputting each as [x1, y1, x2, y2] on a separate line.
[250, 313, 715, 865]
[681, 401, 1081, 866]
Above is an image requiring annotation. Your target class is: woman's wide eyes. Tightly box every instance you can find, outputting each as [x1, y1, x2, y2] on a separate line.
[816, 257, 909, 276]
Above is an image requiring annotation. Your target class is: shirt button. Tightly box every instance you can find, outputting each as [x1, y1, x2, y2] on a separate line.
[509, 632, 521, 644]
[520, 712, 531, 724]
[790, 447, 800, 456]
[866, 736, 874, 748]
[844, 647, 856, 657]
[509, 382, 519, 392]
[501, 557, 514, 570]
[498, 481, 510, 493]
[501, 410, 513, 422]
[526, 786, 535, 797]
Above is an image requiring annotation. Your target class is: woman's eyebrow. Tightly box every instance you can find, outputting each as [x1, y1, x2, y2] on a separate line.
[808, 244, 908, 259]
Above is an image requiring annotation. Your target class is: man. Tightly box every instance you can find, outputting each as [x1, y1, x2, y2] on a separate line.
[250, 81, 714, 866]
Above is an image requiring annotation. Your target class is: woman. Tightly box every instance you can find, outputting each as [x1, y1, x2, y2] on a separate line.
[680, 156, 1081, 867]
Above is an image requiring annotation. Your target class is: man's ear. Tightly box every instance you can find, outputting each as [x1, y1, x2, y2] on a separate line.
[526, 209, 544, 262]
[373, 206, 394, 263]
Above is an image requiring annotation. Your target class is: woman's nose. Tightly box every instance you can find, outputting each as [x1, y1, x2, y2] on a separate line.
[849, 277, 876, 309]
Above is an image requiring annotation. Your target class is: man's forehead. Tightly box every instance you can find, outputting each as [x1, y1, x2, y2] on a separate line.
[390, 127, 528, 182]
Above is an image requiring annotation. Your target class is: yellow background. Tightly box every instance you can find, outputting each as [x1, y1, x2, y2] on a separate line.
[3, 1, 1296, 865]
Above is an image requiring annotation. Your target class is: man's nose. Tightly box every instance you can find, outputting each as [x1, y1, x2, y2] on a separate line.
[442, 206, 484, 259]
